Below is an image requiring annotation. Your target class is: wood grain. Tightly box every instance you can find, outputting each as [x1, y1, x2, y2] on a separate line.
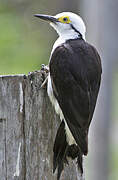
[0, 72, 80, 180]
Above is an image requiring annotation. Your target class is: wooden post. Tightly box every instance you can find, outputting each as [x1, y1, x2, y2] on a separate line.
[0, 71, 80, 180]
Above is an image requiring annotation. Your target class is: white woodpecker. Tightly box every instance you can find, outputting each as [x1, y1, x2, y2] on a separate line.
[34, 12, 102, 180]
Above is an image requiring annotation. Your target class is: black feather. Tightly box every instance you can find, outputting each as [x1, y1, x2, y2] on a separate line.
[50, 38, 101, 154]
[53, 120, 84, 180]
[53, 120, 68, 174]
[50, 38, 102, 179]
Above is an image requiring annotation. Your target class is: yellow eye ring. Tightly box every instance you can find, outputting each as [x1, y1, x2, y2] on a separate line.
[58, 16, 71, 24]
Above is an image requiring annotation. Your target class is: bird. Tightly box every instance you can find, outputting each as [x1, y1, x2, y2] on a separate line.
[34, 12, 102, 180]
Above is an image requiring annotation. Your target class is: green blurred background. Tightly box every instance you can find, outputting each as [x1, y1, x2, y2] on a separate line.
[0, 0, 55, 74]
[0, 0, 118, 180]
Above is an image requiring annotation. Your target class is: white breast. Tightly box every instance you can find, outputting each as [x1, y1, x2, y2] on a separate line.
[51, 37, 65, 56]
[47, 73, 64, 120]
[48, 37, 65, 119]
[47, 35, 77, 145]
[47, 73, 76, 145]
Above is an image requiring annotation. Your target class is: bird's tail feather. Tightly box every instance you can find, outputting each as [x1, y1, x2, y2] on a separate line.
[53, 120, 68, 180]
[53, 120, 83, 180]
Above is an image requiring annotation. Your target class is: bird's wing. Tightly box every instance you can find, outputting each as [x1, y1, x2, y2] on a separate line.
[50, 41, 102, 155]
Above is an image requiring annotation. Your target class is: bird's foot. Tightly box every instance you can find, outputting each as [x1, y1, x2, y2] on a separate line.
[41, 64, 49, 73]
[40, 64, 49, 89]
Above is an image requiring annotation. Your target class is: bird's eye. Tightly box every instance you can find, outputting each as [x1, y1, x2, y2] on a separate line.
[58, 16, 71, 23]
[63, 17, 68, 22]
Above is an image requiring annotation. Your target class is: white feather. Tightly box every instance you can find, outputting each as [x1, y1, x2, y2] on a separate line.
[47, 73, 76, 145]
[50, 12, 86, 41]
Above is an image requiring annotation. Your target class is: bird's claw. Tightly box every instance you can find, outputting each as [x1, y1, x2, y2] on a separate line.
[41, 64, 49, 73]
[39, 76, 48, 90]
[40, 64, 49, 90]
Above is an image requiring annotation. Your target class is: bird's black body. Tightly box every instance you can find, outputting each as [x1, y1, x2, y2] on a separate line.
[49, 38, 102, 179]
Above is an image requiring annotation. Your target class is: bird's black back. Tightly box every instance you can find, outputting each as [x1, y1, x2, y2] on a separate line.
[50, 38, 102, 154]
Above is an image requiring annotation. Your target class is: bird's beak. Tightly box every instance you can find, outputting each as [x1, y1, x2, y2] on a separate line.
[34, 14, 58, 23]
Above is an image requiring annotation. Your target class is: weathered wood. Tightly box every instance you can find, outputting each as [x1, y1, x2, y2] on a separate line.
[0, 75, 26, 180]
[0, 71, 80, 180]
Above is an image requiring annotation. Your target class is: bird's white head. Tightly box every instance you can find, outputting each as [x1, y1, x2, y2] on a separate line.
[51, 12, 86, 40]
[34, 12, 86, 40]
